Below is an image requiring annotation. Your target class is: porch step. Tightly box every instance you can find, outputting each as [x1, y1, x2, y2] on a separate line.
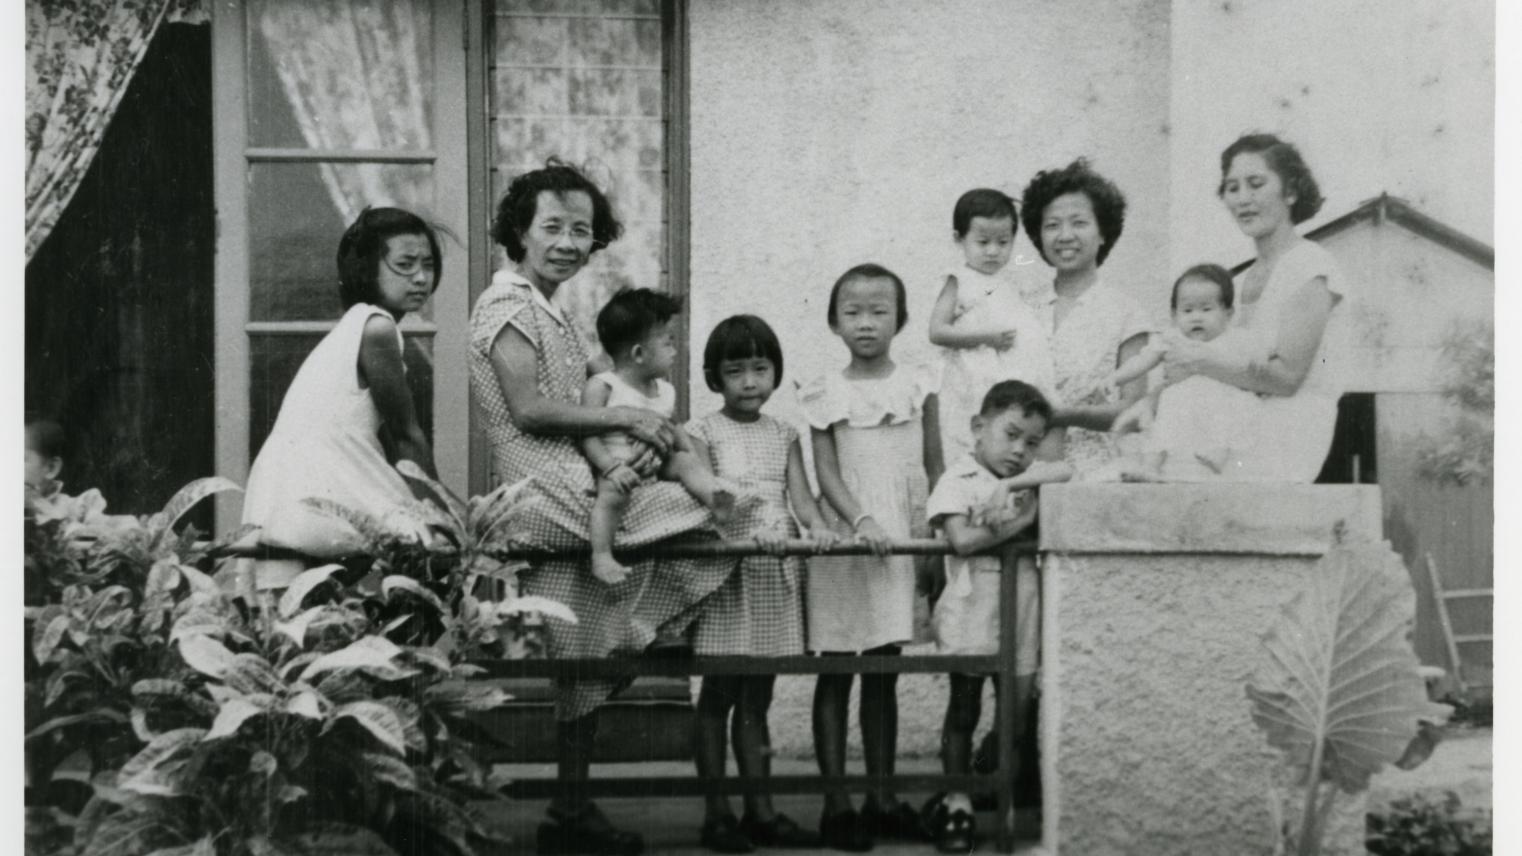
[464, 677, 694, 763]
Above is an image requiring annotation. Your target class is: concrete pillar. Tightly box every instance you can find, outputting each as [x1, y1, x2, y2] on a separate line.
[1039, 484, 1382, 855]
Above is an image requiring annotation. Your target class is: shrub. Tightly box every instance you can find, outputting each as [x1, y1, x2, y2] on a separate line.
[1367, 792, 1492, 856]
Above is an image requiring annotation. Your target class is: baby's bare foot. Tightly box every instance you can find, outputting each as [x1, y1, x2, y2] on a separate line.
[591, 552, 630, 585]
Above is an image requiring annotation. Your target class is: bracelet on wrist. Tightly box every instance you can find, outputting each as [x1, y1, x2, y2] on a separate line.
[850, 512, 874, 532]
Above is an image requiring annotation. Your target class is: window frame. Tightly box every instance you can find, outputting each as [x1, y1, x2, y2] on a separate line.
[466, 0, 690, 495]
[211, 0, 472, 526]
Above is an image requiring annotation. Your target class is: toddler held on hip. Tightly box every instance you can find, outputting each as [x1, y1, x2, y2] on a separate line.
[925, 380, 1071, 853]
[580, 288, 754, 585]
[1102, 264, 1262, 482]
[929, 188, 1056, 464]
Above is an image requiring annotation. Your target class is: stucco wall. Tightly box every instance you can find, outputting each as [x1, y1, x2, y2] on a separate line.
[685, 0, 1172, 759]
[1167, 0, 1494, 273]
[1040, 484, 1383, 855]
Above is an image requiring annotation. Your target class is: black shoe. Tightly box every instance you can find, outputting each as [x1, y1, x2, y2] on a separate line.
[819, 808, 875, 852]
[861, 801, 928, 841]
[537, 803, 644, 855]
[739, 812, 818, 848]
[922, 796, 976, 854]
[700, 814, 755, 854]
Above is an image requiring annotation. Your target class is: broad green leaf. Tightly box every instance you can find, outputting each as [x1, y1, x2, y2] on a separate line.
[278, 565, 344, 618]
[374, 696, 426, 752]
[285, 690, 324, 720]
[423, 680, 512, 713]
[499, 595, 577, 624]
[325, 701, 408, 754]
[1246, 536, 1453, 794]
[178, 635, 236, 679]
[223, 654, 283, 695]
[78, 809, 180, 856]
[169, 608, 232, 644]
[250, 751, 278, 777]
[290, 823, 401, 856]
[400, 644, 453, 674]
[33, 614, 71, 663]
[396, 460, 468, 525]
[300, 498, 395, 548]
[361, 751, 419, 790]
[145, 560, 181, 599]
[117, 728, 206, 796]
[176, 565, 222, 597]
[275, 606, 328, 646]
[160, 476, 243, 531]
[382, 575, 446, 614]
[25, 709, 129, 740]
[204, 698, 266, 741]
[302, 636, 418, 682]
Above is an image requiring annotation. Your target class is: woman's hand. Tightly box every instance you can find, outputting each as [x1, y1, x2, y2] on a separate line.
[853, 516, 893, 557]
[603, 461, 643, 494]
[611, 407, 676, 456]
[1157, 330, 1208, 385]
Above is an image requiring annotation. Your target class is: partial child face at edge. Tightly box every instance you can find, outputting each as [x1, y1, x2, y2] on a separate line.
[831, 275, 899, 360]
[958, 215, 1016, 276]
[970, 406, 1047, 478]
[715, 356, 777, 417]
[1171, 277, 1232, 342]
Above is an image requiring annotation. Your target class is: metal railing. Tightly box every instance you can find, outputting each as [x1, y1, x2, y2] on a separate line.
[477, 536, 1037, 853]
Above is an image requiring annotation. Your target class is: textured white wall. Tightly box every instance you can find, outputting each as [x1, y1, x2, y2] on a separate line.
[1167, 0, 1495, 273]
[685, 0, 1172, 758]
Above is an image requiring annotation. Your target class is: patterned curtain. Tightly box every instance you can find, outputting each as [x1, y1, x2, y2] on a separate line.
[24, 0, 195, 260]
[251, 0, 432, 223]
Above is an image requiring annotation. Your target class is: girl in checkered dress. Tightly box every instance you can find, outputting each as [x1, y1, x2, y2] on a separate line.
[686, 316, 841, 852]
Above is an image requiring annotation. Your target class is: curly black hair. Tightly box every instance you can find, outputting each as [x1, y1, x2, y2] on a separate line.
[1217, 133, 1324, 225]
[1019, 158, 1127, 267]
[492, 157, 623, 262]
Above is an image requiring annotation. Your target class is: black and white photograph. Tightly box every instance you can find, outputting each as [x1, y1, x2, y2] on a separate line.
[13, 2, 1508, 854]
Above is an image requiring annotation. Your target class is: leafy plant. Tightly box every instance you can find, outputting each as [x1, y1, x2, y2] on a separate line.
[1418, 323, 1493, 486]
[1367, 792, 1492, 856]
[1246, 524, 1452, 856]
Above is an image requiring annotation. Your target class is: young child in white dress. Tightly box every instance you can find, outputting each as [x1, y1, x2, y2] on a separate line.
[687, 315, 840, 853]
[929, 188, 1056, 463]
[242, 207, 441, 581]
[798, 263, 943, 850]
[1106, 264, 1261, 481]
[580, 287, 747, 584]
[924, 380, 1071, 853]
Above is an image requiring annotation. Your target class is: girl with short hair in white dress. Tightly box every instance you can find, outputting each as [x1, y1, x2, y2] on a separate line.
[688, 315, 841, 853]
[929, 188, 1056, 463]
[798, 263, 943, 850]
[241, 207, 441, 583]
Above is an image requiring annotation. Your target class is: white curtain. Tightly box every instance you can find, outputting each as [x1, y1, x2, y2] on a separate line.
[251, 0, 433, 224]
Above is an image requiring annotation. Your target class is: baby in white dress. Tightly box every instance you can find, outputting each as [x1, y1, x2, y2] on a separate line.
[1105, 264, 1261, 481]
[581, 288, 747, 584]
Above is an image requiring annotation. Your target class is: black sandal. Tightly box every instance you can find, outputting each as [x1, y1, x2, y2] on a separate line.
[819, 808, 875, 852]
[861, 801, 928, 841]
[922, 794, 976, 854]
[538, 803, 644, 855]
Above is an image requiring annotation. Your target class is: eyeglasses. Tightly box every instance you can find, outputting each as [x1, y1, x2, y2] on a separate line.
[384, 254, 436, 278]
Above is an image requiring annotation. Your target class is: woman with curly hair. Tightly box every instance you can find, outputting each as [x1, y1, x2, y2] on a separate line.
[1137, 133, 1350, 481]
[468, 159, 732, 855]
[1017, 158, 1151, 476]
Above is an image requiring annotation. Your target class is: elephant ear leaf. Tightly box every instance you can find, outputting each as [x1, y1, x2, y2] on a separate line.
[1245, 532, 1452, 794]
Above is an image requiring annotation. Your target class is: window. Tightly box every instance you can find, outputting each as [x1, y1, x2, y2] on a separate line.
[212, 0, 470, 523]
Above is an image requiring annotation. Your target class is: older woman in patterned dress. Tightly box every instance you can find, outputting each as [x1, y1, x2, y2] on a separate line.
[468, 160, 730, 855]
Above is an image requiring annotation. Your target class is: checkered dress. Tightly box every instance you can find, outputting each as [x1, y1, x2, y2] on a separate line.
[688, 413, 806, 657]
[468, 271, 734, 720]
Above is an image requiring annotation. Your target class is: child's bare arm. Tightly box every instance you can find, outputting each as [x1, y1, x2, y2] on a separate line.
[1107, 344, 1164, 389]
[940, 498, 1038, 557]
[785, 439, 837, 545]
[359, 315, 436, 479]
[928, 275, 1014, 349]
[998, 460, 1075, 491]
[812, 426, 890, 554]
